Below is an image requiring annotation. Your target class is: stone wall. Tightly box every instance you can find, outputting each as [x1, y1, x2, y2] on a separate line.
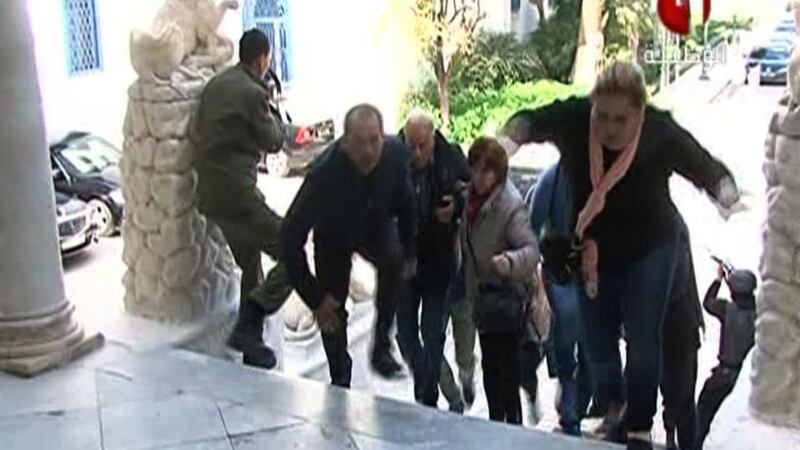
[120, 70, 239, 325]
[751, 85, 800, 427]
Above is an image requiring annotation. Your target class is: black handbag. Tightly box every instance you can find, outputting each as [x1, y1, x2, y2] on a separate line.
[538, 164, 580, 284]
[466, 229, 526, 334]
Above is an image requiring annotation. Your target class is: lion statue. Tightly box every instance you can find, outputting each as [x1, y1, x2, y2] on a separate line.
[130, 0, 240, 80]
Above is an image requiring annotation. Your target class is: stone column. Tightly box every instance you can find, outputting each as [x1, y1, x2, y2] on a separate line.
[0, 0, 103, 377]
[751, 4, 800, 426]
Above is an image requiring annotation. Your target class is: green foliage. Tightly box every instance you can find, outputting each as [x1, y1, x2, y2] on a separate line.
[450, 32, 547, 92]
[526, 0, 580, 82]
[401, 80, 586, 144]
[683, 16, 756, 51]
[603, 0, 658, 83]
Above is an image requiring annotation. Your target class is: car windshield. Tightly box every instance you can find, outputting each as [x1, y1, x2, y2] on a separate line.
[59, 136, 120, 175]
[764, 47, 790, 60]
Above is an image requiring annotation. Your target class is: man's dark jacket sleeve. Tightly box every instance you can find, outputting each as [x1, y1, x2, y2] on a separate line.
[280, 175, 324, 310]
[392, 158, 417, 260]
[703, 280, 727, 320]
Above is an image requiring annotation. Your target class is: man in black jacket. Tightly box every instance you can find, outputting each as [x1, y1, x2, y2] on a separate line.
[395, 113, 471, 408]
[280, 104, 416, 387]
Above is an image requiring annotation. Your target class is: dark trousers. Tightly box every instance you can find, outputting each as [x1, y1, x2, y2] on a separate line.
[519, 340, 541, 398]
[547, 280, 593, 427]
[396, 273, 449, 406]
[661, 233, 701, 450]
[661, 334, 699, 450]
[209, 204, 293, 314]
[480, 332, 522, 424]
[697, 364, 741, 447]
[314, 222, 402, 387]
[580, 232, 679, 432]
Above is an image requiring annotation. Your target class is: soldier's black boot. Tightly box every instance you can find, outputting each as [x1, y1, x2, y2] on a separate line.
[227, 299, 277, 370]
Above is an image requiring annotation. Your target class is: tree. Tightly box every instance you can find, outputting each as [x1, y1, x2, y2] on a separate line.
[412, 0, 485, 131]
[530, 0, 547, 24]
[571, 0, 605, 86]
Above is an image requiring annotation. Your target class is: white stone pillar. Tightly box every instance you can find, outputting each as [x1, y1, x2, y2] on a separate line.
[0, 0, 102, 377]
[750, 4, 800, 426]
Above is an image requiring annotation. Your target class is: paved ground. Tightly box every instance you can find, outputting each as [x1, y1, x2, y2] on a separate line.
[59, 75, 784, 447]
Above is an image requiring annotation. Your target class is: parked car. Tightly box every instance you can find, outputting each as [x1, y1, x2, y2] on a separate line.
[257, 69, 336, 177]
[258, 120, 336, 177]
[745, 42, 792, 85]
[773, 17, 796, 39]
[55, 190, 97, 257]
[50, 131, 124, 237]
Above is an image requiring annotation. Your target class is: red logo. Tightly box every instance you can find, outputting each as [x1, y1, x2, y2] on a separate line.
[657, 0, 711, 35]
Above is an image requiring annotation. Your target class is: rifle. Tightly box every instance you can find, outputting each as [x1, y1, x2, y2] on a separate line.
[711, 255, 735, 280]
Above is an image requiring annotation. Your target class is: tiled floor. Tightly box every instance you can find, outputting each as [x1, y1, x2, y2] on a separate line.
[0, 348, 622, 450]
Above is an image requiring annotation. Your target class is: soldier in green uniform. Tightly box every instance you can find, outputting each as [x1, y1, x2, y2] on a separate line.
[190, 29, 291, 370]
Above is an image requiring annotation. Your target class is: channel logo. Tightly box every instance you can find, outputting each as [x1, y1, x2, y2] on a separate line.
[657, 0, 711, 35]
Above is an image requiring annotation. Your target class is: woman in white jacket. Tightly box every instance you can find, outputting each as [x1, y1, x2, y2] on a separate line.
[463, 137, 539, 424]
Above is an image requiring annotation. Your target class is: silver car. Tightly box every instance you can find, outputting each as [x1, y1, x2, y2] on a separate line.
[56, 190, 97, 257]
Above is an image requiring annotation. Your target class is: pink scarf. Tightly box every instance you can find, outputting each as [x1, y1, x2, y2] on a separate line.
[575, 110, 645, 299]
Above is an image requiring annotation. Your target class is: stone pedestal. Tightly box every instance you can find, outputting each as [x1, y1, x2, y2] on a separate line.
[121, 72, 239, 325]
[751, 89, 800, 428]
[0, 0, 102, 377]
[120, 70, 242, 361]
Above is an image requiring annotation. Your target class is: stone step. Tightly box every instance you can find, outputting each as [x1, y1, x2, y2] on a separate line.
[87, 347, 624, 449]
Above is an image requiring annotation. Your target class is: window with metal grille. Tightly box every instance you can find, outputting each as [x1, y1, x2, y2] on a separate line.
[244, 0, 293, 82]
[63, 0, 102, 75]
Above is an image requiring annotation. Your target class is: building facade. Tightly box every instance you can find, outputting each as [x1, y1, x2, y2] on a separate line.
[27, 0, 543, 147]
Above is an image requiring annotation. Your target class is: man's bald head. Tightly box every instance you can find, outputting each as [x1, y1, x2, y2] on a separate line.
[343, 103, 384, 175]
[404, 112, 436, 170]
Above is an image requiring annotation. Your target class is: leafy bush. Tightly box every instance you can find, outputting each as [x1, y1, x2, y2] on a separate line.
[401, 80, 586, 144]
[450, 32, 547, 92]
[526, 0, 580, 83]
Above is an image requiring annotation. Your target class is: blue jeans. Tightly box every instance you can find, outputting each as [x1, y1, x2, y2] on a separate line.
[580, 231, 679, 432]
[396, 274, 450, 406]
[546, 280, 592, 429]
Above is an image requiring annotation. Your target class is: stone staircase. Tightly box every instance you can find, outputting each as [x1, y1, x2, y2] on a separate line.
[0, 346, 624, 449]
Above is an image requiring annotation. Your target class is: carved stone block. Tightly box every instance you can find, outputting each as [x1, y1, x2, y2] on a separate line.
[155, 139, 193, 173]
[151, 171, 197, 217]
[162, 245, 202, 289]
[756, 311, 800, 361]
[132, 201, 167, 233]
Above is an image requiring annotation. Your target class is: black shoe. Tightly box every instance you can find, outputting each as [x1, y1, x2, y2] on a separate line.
[462, 381, 476, 407]
[449, 399, 465, 414]
[370, 348, 404, 379]
[665, 427, 678, 450]
[227, 299, 277, 370]
[627, 438, 653, 450]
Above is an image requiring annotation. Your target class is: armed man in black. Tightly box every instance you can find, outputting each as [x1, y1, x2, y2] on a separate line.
[280, 104, 416, 387]
[395, 113, 471, 408]
[696, 264, 757, 448]
[191, 29, 292, 370]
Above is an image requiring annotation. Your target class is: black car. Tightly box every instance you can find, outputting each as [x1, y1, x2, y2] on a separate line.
[55, 190, 96, 257]
[50, 132, 124, 237]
